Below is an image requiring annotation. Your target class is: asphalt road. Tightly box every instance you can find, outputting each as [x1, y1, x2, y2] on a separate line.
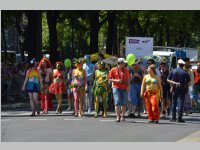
[1, 111, 200, 142]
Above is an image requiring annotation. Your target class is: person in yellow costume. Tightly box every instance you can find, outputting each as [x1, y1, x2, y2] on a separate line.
[141, 64, 163, 124]
[93, 61, 108, 118]
[71, 58, 88, 117]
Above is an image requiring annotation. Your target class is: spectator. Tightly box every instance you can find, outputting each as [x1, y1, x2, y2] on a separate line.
[183, 59, 194, 115]
[159, 62, 171, 118]
[128, 60, 143, 118]
[167, 59, 190, 123]
[193, 62, 200, 112]
[109, 58, 130, 122]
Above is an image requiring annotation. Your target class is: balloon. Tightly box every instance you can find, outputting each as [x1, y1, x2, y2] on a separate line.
[126, 53, 136, 66]
[64, 59, 71, 68]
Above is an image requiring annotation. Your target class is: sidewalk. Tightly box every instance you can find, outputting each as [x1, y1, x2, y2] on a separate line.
[177, 130, 200, 142]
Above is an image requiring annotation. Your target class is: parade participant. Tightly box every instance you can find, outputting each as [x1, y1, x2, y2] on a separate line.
[128, 60, 143, 118]
[38, 57, 53, 114]
[92, 53, 108, 114]
[109, 58, 130, 122]
[71, 58, 88, 117]
[141, 64, 163, 124]
[167, 59, 190, 123]
[159, 62, 171, 118]
[93, 61, 108, 118]
[22, 58, 40, 116]
[147, 59, 161, 76]
[193, 62, 200, 112]
[49, 62, 66, 114]
[83, 55, 94, 113]
[64, 59, 73, 111]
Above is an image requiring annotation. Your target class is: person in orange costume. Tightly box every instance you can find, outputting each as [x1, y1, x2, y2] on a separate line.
[49, 62, 66, 114]
[38, 57, 53, 114]
[140, 64, 163, 124]
[71, 58, 88, 117]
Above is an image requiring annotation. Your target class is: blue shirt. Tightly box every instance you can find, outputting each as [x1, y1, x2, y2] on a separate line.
[83, 62, 94, 81]
[168, 67, 190, 90]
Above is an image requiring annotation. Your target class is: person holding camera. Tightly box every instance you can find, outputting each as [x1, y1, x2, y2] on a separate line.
[109, 58, 130, 122]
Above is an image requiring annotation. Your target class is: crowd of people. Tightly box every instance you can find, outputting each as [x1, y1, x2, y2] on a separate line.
[4, 53, 200, 123]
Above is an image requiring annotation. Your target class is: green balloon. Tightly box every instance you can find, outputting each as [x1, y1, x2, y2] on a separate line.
[126, 53, 136, 66]
[64, 59, 71, 68]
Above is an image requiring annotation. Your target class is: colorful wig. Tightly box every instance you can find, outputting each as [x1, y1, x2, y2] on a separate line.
[38, 57, 52, 69]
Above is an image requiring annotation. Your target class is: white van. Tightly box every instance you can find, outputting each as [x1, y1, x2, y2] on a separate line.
[153, 51, 177, 70]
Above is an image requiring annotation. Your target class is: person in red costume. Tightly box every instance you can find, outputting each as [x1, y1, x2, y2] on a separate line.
[49, 62, 66, 114]
[38, 57, 53, 114]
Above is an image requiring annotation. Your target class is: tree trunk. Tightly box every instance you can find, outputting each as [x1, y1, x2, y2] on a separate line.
[26, 11, 42, 61]
[165, 24, 170, 46]
[89, 11, 99, 54]
[106, 12, 117, 55]
[47, 10, 59, 64]
[1, 20, 7, 60]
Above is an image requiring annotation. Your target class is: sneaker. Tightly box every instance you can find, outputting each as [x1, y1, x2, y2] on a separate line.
[37, 111, 40, 115]
[30, 112, 35, 116]
[177, 119, 185, 123]
[137, 114, 141, 118]
[170, 118, 176, 122]
[88, 108, 92, 114]
[132, 113, 136, 118]
[67, 106, 72, 111]
[127, 113, 132, 118]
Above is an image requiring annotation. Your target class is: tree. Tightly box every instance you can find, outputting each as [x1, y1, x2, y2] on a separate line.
[47, 10, 59, 64]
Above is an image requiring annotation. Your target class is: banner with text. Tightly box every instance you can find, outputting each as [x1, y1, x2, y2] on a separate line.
[125, 37, 153, 58]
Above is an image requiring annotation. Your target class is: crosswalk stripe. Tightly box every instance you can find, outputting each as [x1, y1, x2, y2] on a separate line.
[64, 118, 82, 121]
[1, 119, 11, 122]
[99, 119, 115, 122]
[28, 118, 47, 121]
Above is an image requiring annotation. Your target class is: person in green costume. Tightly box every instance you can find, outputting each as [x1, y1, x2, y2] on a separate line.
[93, 61, 108, 118]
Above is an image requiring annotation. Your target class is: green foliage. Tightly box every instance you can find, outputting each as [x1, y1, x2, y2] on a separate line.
[42, 12, 49, 48]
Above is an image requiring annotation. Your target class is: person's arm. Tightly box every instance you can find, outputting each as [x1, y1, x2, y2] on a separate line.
[140, 75, 146, 98]
[84, 70, 88, 91]
[167, 70, 180, 86]
[39, 70, 43, 88]
[157, 76, 163, 100]
[22, 69, 29, 91]
[108, 68, 121, 83]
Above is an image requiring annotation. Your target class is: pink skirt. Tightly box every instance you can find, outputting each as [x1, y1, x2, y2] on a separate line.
[49, 82, 66, 95]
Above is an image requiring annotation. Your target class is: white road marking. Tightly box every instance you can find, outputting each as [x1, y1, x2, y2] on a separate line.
[64, 118, 82, 121]
[99, 119, 116, 122]
[28, 118, 47, 121]
[1, 119, 11, 122]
